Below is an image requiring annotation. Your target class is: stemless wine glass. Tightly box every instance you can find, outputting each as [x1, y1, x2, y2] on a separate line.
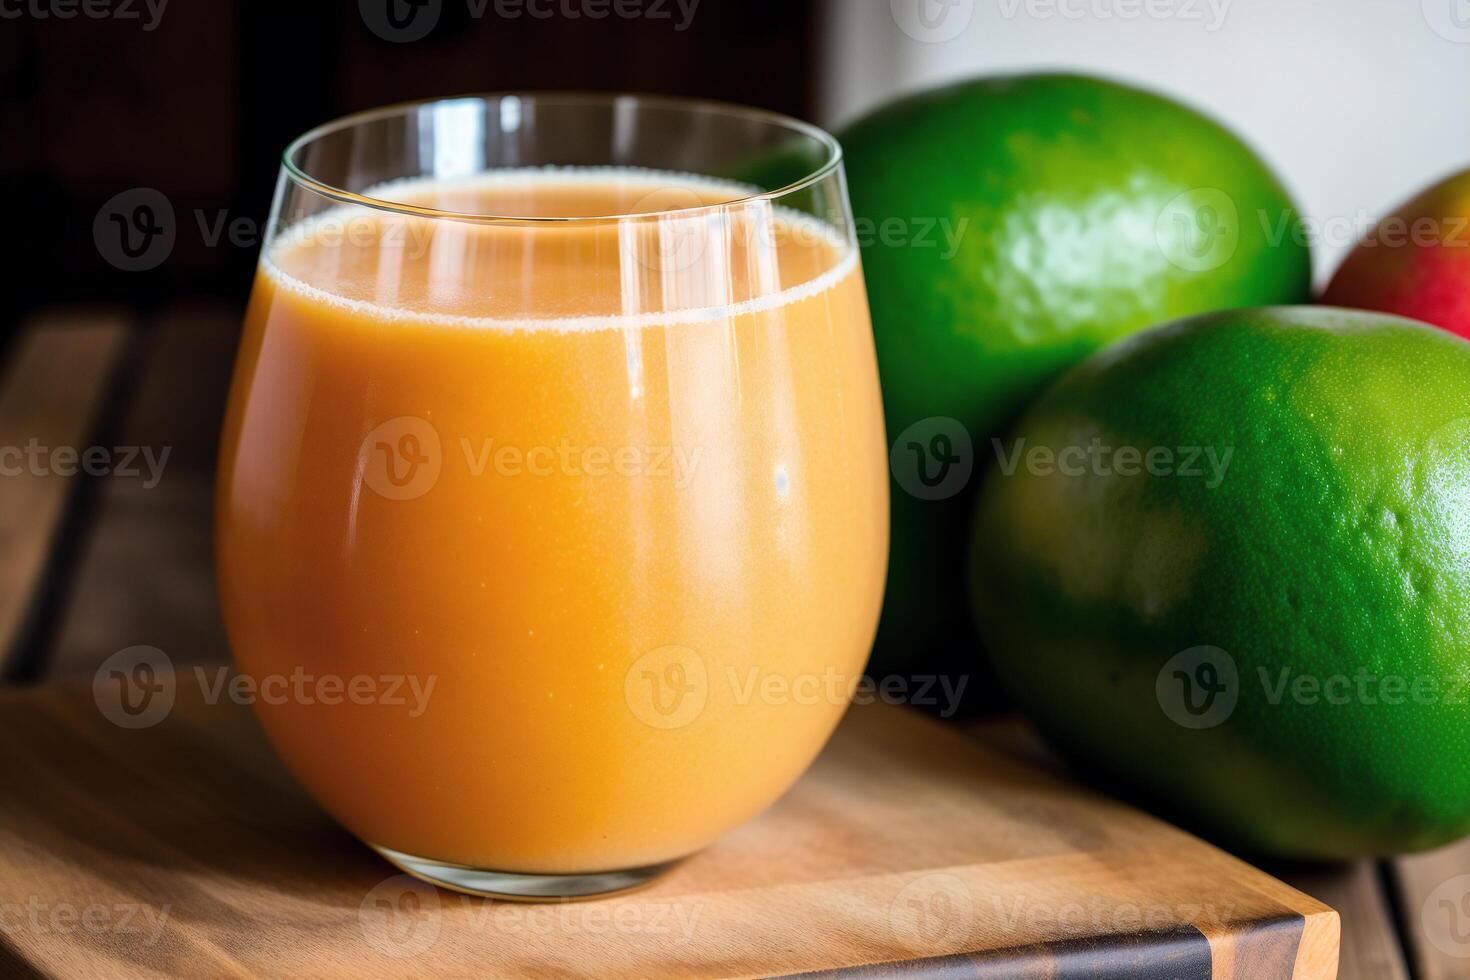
[215, 93, 888, 899]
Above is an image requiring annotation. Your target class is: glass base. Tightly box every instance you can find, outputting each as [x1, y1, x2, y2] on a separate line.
[372, 845, 680, 901]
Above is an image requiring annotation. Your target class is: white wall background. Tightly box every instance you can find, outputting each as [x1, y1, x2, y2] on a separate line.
[821, 0, 1470, 281]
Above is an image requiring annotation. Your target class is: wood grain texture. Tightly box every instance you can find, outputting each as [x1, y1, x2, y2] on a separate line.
[102, 303, 239, 471]
[0, 309, 129, 672]
[0, 680, 1337, 979]
[971, 718, 1398, 980]
[1392, 838, 1470, 978]
[1277, 862, 1408, 980]
[47, 472, 225, 679]
[46, 303, 237, 679]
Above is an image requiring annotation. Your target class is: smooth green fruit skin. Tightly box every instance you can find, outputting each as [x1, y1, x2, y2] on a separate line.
[839, 73, 1313, 685]
[973, 306, 1470, 858]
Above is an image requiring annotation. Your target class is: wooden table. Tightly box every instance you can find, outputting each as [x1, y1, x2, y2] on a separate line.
[0, 677, 1340, 978]
[0, 302, 1460, 977]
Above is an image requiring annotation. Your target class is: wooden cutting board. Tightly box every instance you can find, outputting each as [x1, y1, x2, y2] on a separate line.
[0, 675, 1337, 979]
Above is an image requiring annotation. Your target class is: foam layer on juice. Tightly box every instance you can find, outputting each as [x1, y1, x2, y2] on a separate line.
[261, 167, 858, 333]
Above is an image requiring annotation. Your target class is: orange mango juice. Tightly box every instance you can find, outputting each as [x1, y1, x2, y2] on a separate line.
[216, 170, 888, 873]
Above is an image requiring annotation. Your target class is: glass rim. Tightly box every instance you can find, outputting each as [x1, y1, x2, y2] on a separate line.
[280, 91, 844, 225]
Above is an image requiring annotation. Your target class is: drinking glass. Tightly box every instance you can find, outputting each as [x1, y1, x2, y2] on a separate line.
[216, 93, 888, 899]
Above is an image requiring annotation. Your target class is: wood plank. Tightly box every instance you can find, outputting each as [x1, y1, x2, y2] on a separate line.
[46, 473, 224, 679]
[1391, 838, 1470, 978]
[972, 716, 1368, 979]
[0, 310, 129, 674]
[0, 682, 1337, 978]
[101, 302, 240, 472]
[1275, 862, 1408, 980]
[46, 303, 238, 679]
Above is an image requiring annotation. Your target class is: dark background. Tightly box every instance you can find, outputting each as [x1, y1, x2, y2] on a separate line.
[3, 0, 823, 329]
